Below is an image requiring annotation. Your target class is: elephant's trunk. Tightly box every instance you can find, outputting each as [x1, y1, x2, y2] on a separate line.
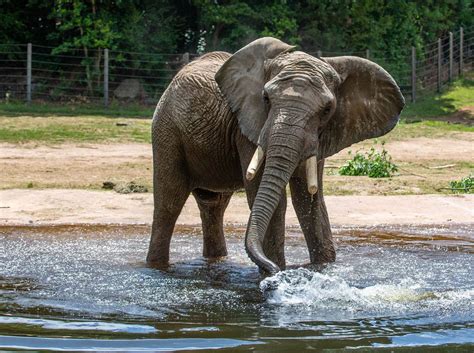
[245, 116, 306, 274]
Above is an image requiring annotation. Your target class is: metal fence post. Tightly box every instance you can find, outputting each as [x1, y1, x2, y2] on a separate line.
[449, 32, 453, 81]
[437, 38, 442, 92]
[459, 27, 464, 75]
[317, 50, 322, 58]
[411, 46, 416, 103]
[104, 48, 109, 107]
[26, 43, 32, 103]
[366, 49, 370, 59]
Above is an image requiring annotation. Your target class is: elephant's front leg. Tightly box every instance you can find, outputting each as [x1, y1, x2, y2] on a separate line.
[289, 159, 335, 264]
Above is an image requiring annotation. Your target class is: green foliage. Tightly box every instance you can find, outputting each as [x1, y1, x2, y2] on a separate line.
[339, 143, 398, 178]
[1, 0, 473, 97]
[449, 174, 474, 193]
[2, 1, 472, 60]
[192, 0, 300, 51]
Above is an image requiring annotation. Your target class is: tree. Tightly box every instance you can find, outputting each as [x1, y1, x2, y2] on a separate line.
[49, 0, 120, 94]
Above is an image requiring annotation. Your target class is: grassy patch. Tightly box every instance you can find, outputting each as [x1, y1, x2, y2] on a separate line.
[0, 101, 154, 118]
[0, 116, 151, 143]
[402, 75, 474, 120]
[2, 115, 473, 145]
[386, 120, 474, 141]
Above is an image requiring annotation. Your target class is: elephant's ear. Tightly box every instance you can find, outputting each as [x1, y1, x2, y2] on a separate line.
[320, 56, 405, 158]
[215, 37, 295, 144]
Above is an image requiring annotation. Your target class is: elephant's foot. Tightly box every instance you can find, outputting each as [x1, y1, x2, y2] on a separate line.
[203, 245, 227, 258]
[145, 258, 171, 270]
[146, 246, 171, 266]
[307, 236, 336, 264]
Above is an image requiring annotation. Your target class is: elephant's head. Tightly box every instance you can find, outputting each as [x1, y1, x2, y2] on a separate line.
[215, 38, 405, 274]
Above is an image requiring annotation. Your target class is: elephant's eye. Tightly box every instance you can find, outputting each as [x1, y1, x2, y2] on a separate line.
[322, 104, 332, 116]
[262, 90, 269, 104]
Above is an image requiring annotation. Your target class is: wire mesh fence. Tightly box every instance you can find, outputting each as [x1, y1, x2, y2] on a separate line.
[0, 27, 472, 107]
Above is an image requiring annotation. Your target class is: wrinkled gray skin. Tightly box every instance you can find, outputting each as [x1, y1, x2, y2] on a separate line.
[147, 38, 405, 275]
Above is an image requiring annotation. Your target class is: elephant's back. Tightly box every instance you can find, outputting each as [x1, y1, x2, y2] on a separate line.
[172, 52, 231, 91]
[158, 51, 233, 132]
[152, 51, 243, 191]
[154, 51, 231, 122]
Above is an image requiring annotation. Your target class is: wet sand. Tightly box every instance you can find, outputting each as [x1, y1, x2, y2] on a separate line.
[1, 189, 472, 228]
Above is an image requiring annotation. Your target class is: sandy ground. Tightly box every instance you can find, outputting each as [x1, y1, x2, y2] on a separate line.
[1, 135, 472, 229]
[1, 135, 473, 195]
[1, 189, 472, 228]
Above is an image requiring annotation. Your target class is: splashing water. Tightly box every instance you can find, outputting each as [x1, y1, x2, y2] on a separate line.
[261, 268, 474, 318]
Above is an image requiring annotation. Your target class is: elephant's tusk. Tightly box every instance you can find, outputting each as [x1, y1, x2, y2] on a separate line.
[306, 156, 318, 195]
[246, 146, 264, 181]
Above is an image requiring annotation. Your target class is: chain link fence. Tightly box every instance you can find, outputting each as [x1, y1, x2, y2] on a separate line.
[0, 27, 472, 107]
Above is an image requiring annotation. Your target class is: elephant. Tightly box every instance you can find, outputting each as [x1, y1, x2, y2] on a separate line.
[146, 37, 404, 275]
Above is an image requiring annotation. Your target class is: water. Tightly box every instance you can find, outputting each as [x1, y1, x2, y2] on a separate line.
[1, 224, 473, 352]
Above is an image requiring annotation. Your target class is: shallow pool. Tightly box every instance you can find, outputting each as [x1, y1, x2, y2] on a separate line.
[1, 224, 473, 352]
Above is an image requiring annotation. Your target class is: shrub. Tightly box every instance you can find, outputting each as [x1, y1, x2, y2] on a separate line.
[449, 174, 473, 193]
[339, 143, 398, 178]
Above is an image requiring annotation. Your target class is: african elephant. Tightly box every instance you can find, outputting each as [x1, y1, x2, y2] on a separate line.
[147, 37, 404, 274]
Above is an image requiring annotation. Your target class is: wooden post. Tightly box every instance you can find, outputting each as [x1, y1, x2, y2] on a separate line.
[449, 31, 453, 81]
[459, 27, 464, 75]
[437, 38, 442, 92]
[26, 43, 32, 103]
[366, 49, 370, 59]
[317, 50, 322, 58]
[104, 48, 109, 107]
[411, 46, 416, 103]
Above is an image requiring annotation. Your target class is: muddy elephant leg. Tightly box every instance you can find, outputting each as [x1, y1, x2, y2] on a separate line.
[192, 189, 232, 258]
[147, 154, 190, 265]
[289, 159, 335, 264]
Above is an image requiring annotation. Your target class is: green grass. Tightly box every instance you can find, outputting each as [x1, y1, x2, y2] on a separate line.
[0, 73, 472, 144]
[0, 116, 151, 143]
[1, 113, 472, 145]
[387, 120, 474, 140]
[401, 75, 474, 120]
[0, 101, 154, 118]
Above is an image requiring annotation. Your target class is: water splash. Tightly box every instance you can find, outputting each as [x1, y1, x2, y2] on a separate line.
[260, 268, 474, 316]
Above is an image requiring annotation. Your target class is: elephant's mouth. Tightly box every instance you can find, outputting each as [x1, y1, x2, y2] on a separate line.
[247, 147, 319, 196]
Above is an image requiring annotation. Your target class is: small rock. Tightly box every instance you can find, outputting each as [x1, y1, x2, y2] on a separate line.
[102, 181, 116, 190]
[113, 79, 146, 100]
[114, 181, 148, 194]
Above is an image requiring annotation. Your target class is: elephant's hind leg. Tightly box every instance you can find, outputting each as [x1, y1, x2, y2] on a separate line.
[147, 155, 190, 266]
[147, 188, 189, 265]
[193, 189, 232, 258]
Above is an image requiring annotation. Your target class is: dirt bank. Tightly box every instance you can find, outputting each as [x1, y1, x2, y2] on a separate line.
[1, 189, 472, 228]
[1, 136, 473, 195]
